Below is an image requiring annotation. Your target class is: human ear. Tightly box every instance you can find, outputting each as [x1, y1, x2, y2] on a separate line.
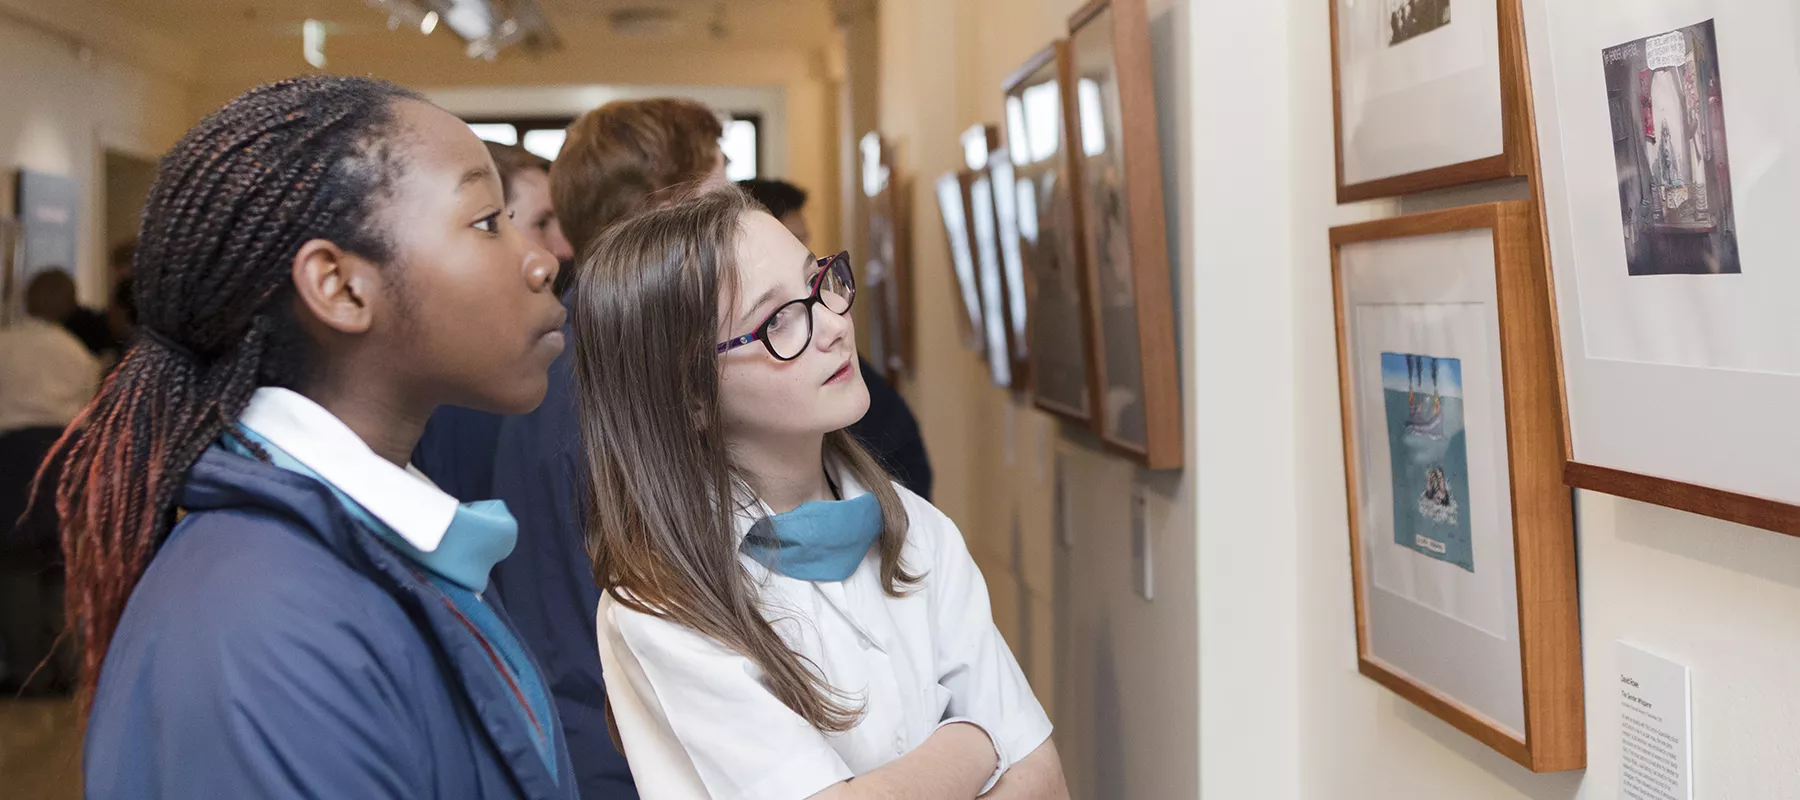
[291, 239, 384, 335]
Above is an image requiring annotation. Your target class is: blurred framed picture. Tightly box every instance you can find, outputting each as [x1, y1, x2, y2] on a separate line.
[1331, 202, 1582, 773]
[860, 132, 913, 383]
[1329, 0, 1537, 201]
[934, 170, 984, 352]
[1069, 0, 1182, 469]
[961, 124, 1024, 388]
[1004, 41, 1102, 425]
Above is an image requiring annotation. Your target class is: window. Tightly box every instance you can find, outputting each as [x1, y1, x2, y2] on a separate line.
[464, 117, 575, 159]
[463, 111, 763, 178]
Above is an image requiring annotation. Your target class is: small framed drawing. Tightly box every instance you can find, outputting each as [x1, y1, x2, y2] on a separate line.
[962, 124, 1021, 388]
[1329, 0, 1537, 202]
[1069, 0, 1182, 469]
[934, 170, 984, 352]
[1536, 3, 1800, 535]
[860, 132, 913, 383]
[1003, 41, 1104, 425]
[1331, 202, 1583, 773]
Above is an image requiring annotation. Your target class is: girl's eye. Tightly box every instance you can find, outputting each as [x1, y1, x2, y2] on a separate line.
[474, 211, 503, 234]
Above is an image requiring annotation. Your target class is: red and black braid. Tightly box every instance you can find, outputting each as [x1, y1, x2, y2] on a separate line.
[38, 75, 421, 707]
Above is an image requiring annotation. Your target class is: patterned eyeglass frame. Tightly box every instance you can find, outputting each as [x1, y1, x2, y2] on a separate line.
[715, 251, 856, 361]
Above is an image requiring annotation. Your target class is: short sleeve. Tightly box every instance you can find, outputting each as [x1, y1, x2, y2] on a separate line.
[598, 596, 855, 800]
[917, 498, 1054, 787]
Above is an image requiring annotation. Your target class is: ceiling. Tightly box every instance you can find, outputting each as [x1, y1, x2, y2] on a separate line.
[69, 0, 837, 58]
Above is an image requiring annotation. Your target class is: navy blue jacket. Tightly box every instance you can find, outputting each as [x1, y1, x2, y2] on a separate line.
[486, 344, 639, 799]
[414, 404, 505, 503]
[84, 445, 576, 799]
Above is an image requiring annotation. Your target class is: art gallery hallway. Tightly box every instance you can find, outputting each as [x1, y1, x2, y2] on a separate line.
[3, 0, 1800, 798]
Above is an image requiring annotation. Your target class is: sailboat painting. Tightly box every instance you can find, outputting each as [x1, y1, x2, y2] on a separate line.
[1380, 351, 1474, 571]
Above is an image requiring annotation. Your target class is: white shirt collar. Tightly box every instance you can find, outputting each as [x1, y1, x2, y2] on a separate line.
[237, 387, 459, 552]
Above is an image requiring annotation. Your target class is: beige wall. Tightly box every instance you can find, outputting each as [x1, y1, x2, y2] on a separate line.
[868, 1, 1198, 797]
[189, 45, 843, 257]
[0, 5, 195, 307]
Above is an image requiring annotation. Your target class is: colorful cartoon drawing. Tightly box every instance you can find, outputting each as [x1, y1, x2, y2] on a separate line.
[1381, 352, 1474, 571]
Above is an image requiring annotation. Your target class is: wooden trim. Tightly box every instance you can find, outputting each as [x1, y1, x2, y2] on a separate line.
[1565, 462, 1800, 539]
[1002, 44, 1059, 95]
[1330, 0, 1535, 202]
[1020, 41, 1103, 427]
[1331, 202, 1584, 772]
[936, 170, 983, 352]
[1071, 0, 1182, 469]
[1492, 204, 1585, 772]
[1335, 155, 1514, 205]
[1068, 0, 1110, 33]
[1359, 658, 1531, 765]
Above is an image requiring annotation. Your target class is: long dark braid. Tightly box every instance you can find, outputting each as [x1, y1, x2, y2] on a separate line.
[45, 75, 421, 705]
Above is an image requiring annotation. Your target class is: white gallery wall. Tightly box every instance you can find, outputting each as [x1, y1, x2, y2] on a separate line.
[1271, 0, 1800, 797]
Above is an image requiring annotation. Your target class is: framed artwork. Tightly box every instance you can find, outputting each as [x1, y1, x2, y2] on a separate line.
[1535, 2, 1800, 535]
[935, 170, 985, 352]
[1331, 202, 1583, 773]
[1329, 0, 1537, 202]
[961, 124, 1019, 388]
[13, 169, 79, 294]
[1068, 0, 1182, 469]
[860, 132, 913, 383]
[1003, 41, 1104, 425]
[0, 217, 20, 325]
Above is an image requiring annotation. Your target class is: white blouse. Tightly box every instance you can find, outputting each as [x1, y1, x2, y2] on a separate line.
[596, 472, 1053, 800]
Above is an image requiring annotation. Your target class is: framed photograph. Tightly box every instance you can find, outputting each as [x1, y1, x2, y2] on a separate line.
[1536, 2, 1800, 534]
[1003, 41, 1104, 425]
[1068, 0, 1182, 469]
[1331, 202, 1582, 773]
[962, 124, 1020, 388]
[934, 170, 984, 352]
[1329, 0, 1537, 202]
[860, 132, 913, 383]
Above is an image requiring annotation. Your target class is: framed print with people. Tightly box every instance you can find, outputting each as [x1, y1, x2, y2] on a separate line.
[1068, 0, 1182, 469]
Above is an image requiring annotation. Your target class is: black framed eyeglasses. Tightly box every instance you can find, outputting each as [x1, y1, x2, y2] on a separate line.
[716, 251, 856, 361]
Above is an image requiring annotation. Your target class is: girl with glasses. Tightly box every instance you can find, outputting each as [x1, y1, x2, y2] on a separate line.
[572, 185, 1068, 799]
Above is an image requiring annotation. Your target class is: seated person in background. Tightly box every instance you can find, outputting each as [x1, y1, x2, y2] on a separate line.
[0, 288, 101, 695]
[576, 186, 1067, 799]
[412, 141, 576, 504]
[25, 269, 118, 359]
[737, 177, 933, 500]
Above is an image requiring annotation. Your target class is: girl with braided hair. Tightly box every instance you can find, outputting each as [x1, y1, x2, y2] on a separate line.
[54, 75, 576, 797]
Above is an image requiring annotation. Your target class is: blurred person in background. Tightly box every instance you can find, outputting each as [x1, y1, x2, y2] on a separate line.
[24, 269, 118, 361]
[412, 141, 577, 505]
[0, 271, 102, 696]
[738, 177, 933, 500]
[413, 96, 729, 800]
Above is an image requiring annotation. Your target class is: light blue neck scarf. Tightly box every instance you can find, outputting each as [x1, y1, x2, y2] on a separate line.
[740, 492, 882, 582]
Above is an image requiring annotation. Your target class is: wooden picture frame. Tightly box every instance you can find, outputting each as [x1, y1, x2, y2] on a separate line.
[962, 124, 1021, 388]
[1003, 41, 1104, 425]
[1329, 0, 1537, 202]
[1068, 0, 1182, 469]
[935, 170, 985, 352]
[1532, 4, 1800, 536]
[1331, 202, 1583, 773]
[860, 132, 913, 383]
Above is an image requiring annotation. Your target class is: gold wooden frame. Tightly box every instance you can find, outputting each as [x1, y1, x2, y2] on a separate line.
[1330, 202, 1584, 773]
[860, 132, 914, 384]
[1004, 41, 1105, 426]
[1069, 0, 1182, 469]
[1329, 0, 1537, 202]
